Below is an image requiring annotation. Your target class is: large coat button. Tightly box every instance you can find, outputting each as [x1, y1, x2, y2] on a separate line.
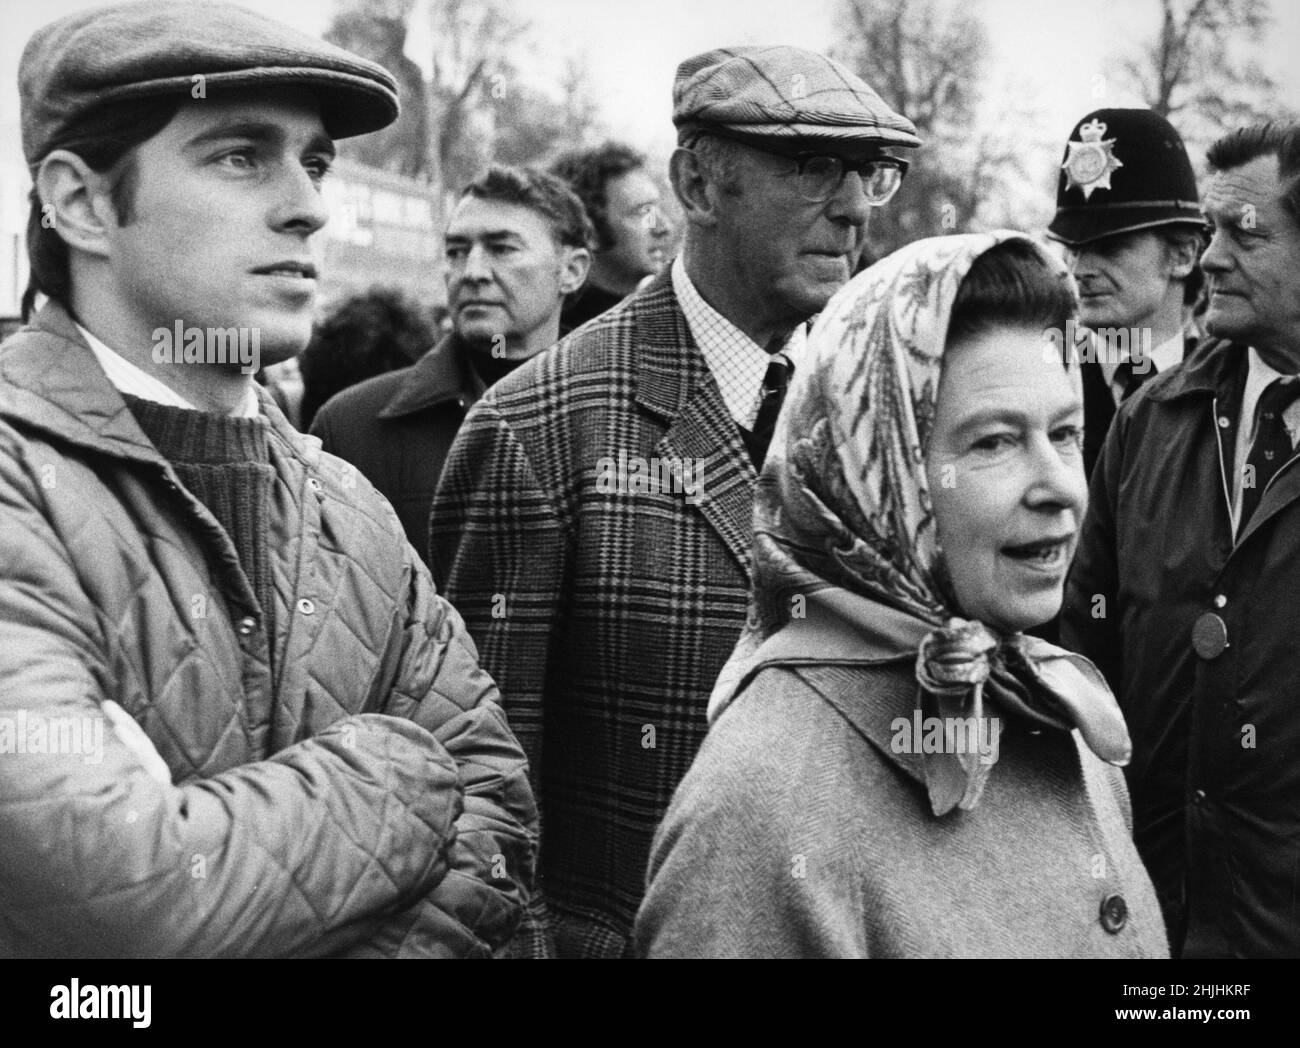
[1192, 612, 1228, 659]
[1100, 893, 1128, 934]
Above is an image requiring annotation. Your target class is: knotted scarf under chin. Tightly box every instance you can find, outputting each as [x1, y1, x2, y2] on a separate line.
[915, 618, 1132, 816]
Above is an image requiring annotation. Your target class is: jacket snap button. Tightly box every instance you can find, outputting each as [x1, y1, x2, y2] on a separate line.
[1191, 612, 1228, 659]
[236, 616, 256, 636]
[1099, 893, 1128, 934]
[307, 477, 323, 492]
[1193, 788, 1207, 804]
[1218, 416, 1230, 429]
[297, 598, 316, 615]
[1213, 594, 1227, 608]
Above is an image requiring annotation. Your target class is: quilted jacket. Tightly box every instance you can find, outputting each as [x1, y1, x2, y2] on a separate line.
[0, 304, 537, 958]
[430, 271, 760, 957]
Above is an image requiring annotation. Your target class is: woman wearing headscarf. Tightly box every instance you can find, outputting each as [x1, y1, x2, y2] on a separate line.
[633, 231, 1167, 959]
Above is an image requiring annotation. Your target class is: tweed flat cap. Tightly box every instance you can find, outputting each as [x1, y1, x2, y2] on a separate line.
[20, 0, 400, 166]
[673, 45, 920, 149]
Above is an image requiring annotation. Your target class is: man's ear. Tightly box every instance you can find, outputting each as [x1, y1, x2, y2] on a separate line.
[35, 149, 117, 260]
[1165, 234, 1200, 280]
[558, 245, 591, 296]
[669, 147, 720, 229]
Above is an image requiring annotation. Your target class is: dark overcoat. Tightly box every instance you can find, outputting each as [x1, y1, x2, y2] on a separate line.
[1063, 336, 1300, 958]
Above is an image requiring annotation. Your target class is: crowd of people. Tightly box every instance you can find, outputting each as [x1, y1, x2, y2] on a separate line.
[1, 0, 1298, 960]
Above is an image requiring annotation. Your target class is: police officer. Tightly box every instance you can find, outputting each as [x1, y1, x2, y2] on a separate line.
[1047, 108, 1206, 478]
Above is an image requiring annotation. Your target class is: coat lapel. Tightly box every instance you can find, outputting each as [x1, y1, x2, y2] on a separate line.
[631, 274, 757, 578]
[1236, 452, 1300, 545]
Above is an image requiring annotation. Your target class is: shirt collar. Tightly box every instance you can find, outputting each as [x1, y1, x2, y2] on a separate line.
[1097, 326, 1191, 401]
[671, 252, 807, 428]
[76, 322, 260, 418]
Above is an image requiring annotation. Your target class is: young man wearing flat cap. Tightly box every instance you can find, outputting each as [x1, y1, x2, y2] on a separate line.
[0, 0, 535, 957]
[1063, 121, 1300, 957]
[1046, 108, 1206, 479]
[431, 44, 919, 958]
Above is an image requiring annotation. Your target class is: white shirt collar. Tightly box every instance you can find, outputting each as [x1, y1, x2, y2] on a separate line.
[671, 253, 806, 429]
[76, 323, 260, 418]
[1098, 327, 1191, 405]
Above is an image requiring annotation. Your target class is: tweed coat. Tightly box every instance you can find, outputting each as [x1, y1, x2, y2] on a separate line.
[634, 661, 1168, 958]
[430, 270, 761, 958]
[0, 304, 537, 957]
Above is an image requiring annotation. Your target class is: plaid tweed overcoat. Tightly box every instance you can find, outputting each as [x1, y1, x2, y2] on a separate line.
[430, 271, 762, 958]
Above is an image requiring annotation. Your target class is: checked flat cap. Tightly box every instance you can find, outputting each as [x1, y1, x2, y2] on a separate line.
[20, 0, 400, 166]
[673, 45, 920, 149]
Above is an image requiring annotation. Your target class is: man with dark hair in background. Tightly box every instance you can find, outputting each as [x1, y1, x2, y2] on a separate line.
[551, 141, 674, 329]
[0, 0, 534, 957]
[1063, 121, 1300, 958]
[260, 286, 439, 430]
[432, 44, 919, 958]
[312, 164, 591, 555]
[297, 286, 439, 431]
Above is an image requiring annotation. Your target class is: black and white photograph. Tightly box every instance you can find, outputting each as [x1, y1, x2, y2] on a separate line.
[0, 0, 1297, 1027]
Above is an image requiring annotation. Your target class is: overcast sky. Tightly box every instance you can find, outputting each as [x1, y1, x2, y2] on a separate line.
[3, 0, 1297, 163]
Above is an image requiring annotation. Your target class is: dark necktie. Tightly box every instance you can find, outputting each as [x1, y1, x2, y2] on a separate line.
[747, 356, 793, 470]
[1114, 359, 1157, 402]
[1238, 377, 1300, 535]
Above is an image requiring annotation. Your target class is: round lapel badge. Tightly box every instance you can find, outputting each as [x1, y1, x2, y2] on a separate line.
[1192, 612, 1229, 659]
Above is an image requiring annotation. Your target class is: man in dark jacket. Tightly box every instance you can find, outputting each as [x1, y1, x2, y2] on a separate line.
[1062, 121, 1300, 958]
[311, 165, 591, 555]
[1046, 109, 1206, 480]
[431, 44, 919, 958]
[0, 1, 535, 957]
[551, 141, 675, 330]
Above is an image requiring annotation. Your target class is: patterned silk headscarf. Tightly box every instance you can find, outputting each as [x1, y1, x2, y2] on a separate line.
[710, 231, 1130, 815]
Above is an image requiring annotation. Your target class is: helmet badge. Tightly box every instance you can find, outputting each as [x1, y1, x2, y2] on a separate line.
[1062, 118, 1123, 200]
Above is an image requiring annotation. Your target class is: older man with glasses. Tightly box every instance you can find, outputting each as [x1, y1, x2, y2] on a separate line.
[430, 44, 919, 958]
